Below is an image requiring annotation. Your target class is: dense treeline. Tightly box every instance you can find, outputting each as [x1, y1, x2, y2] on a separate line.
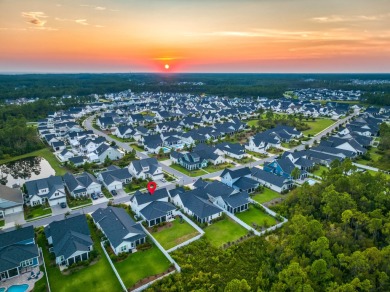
[0, 97, 92, 159]
[1, 73, 389, 100]
[362, 92, 390, 106]
[148, 160, 390, 291]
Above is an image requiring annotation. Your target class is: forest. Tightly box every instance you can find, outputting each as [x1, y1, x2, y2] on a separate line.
[147, 160, 390, 291]
[0, 96, 92, 159]
[1, 73, 389, 103]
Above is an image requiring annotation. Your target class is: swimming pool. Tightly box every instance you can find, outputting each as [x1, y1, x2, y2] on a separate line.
[0, 288, 5, 292]
[162, 147, 171, 153]
[5, 284, 29, 292]
[306, 179, 318, 186]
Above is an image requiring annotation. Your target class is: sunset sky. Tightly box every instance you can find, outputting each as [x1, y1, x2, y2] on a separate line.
[1, 0, 389, 73]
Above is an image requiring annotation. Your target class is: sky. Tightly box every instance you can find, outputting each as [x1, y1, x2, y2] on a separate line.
[0, 0, 389, 73]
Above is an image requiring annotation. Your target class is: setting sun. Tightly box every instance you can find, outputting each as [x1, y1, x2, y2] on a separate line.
[165, 64, 170, 70]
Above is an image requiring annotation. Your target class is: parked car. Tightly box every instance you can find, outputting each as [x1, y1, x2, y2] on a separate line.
[161, 178, 166, 182]
[111, 190, 117, 196]
[60, 202, 67, 209]
[98, 192, 104, 198]
[91, 193, 98, 200]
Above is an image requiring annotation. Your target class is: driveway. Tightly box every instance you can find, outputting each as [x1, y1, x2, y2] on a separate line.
[51, 204, 70, 216]
[92, 196, 109, 205]
[4, 212, 25, 228]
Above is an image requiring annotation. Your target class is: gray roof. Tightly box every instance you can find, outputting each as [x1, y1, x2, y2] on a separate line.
[251, 167, 292, 188]
[178, 189, 221, 219]
[221, 167, 251, 180]
[91, 207, 145, 249]
[100, 167, 132, 186]
[0, 185, 23, 210]
[25, 176, 64, 199]
[232, 177, 259, 190]
[140, 201, 176, 221]
[131, 188, 169, 205]
[44, 214, 92, 260]
[0, 226, 39, 272]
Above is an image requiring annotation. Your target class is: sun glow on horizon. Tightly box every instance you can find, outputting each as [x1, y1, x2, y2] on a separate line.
[165, 64, 170, 70]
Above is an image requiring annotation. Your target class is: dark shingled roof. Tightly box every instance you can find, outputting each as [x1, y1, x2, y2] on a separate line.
[140, 201, 176, 221]
[44, 214, 93, 260]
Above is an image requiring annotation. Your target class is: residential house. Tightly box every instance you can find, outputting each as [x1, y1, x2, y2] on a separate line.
[25, 176, 66, 206]
[0, 185, 24, 219]
[44, 214, 93, 267]
[169, 188, 223, 223]
[129, 188, 176, 227]
[220, 167, 259, 193]
[251, 167, 293, 193]
[98, 166, 132, 192]
[264, 158, 307, 180]
[63, 172, 102, 198]
[128, 157, 164, 180]
[0, 226, 39, 280]
[91, 207, 146, 255]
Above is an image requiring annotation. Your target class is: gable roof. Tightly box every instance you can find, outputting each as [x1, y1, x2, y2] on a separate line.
[139, 201, 176, 221]
[44, 214, 92, 259]
[91, 207, 145, 248]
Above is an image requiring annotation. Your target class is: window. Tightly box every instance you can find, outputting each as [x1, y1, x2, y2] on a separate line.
[21, 258, 34, 267]
[121, 245, 127, 252]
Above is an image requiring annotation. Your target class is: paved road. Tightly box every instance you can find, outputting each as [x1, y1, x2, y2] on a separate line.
[84, 113, 357, 183]
[2, 112, 356, 232]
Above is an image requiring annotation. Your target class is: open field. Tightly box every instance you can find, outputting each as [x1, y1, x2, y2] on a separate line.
[302, 119, 335, 136]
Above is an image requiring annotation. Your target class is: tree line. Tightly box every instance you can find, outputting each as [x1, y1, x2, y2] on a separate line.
[147, 160, 390, 291]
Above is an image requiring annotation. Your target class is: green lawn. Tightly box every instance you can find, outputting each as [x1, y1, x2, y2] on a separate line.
[108, 134, 134, 143]
[115, 245, 171, 288]
[252, 188, 281, 204]
[130, 144, 145, 152]
[38, 222, 122, 292]
[236, 205, 276, 228]
[311, 165, 329, 177]
[0, 220, 4, 227]
[67, 197, 93, 209]
[170, 164, 208, 177]
[124, 180, 149, 193]
[302, 119, 335, 136]
[24, 205, 52, 220]
[152, 219, 199, 250]
[204, 217, 248, 247]
[229, 156, 256, 164]
[0, 147, 67, 176]
[203, 163, 234, 173]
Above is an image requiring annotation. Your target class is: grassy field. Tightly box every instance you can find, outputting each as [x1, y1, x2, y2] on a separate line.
[302, 119, 335, 136]
[0, 147, 67, 176]
[115, 245, 171, 288]
[170, 164, 207, 177]
[252, 188, 281, 204]
[204, 217, 248, 247]
[236, 205, 276, 228]
[152, 219, 199, 250]
[38, 222, 122, 292]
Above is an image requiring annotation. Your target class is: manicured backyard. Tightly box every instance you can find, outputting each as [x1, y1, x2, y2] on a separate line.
[252, 188, 281, 204]
[151, 219, 199, 250]
[170, 164, 208, 177]
[204, 217, 248, 247]
[38, 222, 122, 292]
[236, 205, 277, 228]
[115, 245, 171, 288]
[311, 165, 329, 177]
[302, 119, 335, 136]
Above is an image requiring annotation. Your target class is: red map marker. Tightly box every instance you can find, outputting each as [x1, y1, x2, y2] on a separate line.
[147, 181, 157, 195]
